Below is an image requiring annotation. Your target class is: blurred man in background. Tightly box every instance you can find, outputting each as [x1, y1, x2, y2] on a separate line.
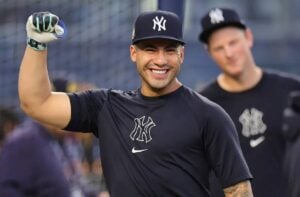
[282, 91, 300, 197]
[0, 106, 20, 150]
[0, 78, 106, 197]
[0, 116, 72, 196]
[198, 7, 300, 197]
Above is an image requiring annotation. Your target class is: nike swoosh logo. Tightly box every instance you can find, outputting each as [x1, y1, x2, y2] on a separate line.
[250, 136, 265, 148]
[131, 147, 148, 154]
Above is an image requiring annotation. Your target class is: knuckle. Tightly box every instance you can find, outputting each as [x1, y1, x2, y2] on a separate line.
[31, 11, 58, 32]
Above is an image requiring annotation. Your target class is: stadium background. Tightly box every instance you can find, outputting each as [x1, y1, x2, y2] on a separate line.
[1, 0, 300, 107]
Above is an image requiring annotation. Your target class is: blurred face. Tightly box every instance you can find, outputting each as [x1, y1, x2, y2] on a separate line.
[207, 27, 254, 78]
[130, 39, 184, 96]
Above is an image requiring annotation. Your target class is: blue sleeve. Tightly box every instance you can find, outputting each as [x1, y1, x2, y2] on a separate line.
[65, 89, 109, 137]
[203, 101, 252, 187]
[0, 135, 38, 196]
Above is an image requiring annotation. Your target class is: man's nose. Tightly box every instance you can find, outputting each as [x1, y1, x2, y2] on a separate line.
[153, 50, 168, 66]
[224, 46, 233, 58]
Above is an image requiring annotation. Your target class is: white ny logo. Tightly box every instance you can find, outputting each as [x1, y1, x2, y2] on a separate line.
[209, 8, 224, 24]
[239, 108, 267, 138]
[153, 16, 166, 31]
[130, 116, 156, 143]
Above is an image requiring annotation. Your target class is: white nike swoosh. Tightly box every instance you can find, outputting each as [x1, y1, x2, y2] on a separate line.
[250, 136, 265, 148]
[131, 147, 148, 154]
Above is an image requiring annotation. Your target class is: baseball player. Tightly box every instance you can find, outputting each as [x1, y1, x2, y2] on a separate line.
[18, 10, 253, 196]
[198, 7, 300, 197]
[282, 91, 300, 197]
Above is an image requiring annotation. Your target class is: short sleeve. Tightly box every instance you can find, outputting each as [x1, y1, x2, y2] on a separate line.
[203, 101, 252, 187]
[65, 89, 109, 137]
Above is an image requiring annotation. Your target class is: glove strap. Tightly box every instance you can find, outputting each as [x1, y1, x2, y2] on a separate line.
[27, 38, 47, 51]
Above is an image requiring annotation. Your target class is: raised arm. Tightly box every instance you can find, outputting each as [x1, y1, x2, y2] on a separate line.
[224, 180, 253, 197]
[18, 12, 71, 129]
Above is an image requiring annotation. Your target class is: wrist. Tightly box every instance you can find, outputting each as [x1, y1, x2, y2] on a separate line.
[27, 38, 47, 51]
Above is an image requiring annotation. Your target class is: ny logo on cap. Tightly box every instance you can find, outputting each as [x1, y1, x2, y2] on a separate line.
[209, 8, 224, 24]
[153, 16, 166, 31]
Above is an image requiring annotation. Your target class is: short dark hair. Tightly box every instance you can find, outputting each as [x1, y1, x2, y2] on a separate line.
[0, 106, 20, 141]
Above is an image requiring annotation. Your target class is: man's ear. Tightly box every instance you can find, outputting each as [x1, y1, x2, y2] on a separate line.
[203, 44, 212, 57]
[179, 46, 185, 64]
[130, 45, 137, 62]
[245, 28, 254, 48]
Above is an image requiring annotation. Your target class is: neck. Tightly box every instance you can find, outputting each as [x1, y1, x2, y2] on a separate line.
[217, 66, 263, 92]
[141, 79, 182, 97]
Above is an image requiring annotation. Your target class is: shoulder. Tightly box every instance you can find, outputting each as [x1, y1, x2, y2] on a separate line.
[264, 69, 300, 83]
[68, 88, 109, 99]
[4, 119, 46, 147]
[260, 69, 300, 93]
[180, 86, 211, 104]
[109, 89, 139, 99]
[198, 80, 220, 97]
[181, 86, 227, 118]
[68, 88, 138, 102]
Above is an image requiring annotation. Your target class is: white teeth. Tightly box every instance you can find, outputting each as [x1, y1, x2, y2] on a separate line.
[152, 69, 167, 74]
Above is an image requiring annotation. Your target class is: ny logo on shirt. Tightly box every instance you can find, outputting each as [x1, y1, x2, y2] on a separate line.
[153, 16, 166, 31]
[130, 116, 156, 143]
[209, 8, 225, 24]
[239, 108, 267, 138]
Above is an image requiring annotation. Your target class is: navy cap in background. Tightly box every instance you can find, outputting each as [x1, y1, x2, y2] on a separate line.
[199, 8, 247, 44]
[132, 10, 185, 45]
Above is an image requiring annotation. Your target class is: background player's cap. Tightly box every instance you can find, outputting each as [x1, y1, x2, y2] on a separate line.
[132, 10, 185, 45]
[199, 7, 247, 44]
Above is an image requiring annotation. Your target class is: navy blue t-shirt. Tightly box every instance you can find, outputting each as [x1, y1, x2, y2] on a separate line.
[0, 119, 71, 197]
[200, 70, 300, 197]
[66, 85, 251, 197]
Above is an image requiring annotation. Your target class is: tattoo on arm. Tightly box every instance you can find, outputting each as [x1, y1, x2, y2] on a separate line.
[223, 180, 253, 197]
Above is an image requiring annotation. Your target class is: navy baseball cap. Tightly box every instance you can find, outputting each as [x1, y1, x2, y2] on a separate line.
[199, 8, 247, 43]
[132, 10, 185, 45]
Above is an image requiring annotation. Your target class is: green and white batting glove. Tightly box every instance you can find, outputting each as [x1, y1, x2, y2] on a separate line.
[26, 12, 67, 51]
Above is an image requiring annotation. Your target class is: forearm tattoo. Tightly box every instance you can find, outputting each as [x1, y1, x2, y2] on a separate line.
[223, 180, 253, 197]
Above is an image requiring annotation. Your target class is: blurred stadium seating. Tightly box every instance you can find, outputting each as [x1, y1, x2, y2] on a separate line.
[1, 0, 300, 106]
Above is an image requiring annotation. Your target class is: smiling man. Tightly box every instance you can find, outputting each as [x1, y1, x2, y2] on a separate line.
[18, 10, 253, 196]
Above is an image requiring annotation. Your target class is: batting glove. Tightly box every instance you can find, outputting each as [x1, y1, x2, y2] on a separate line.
[26, 12, 67, 51]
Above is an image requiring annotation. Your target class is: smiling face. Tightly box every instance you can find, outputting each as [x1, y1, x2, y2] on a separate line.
[207, 26, 254, 78]
[130, 39, 184, 96]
